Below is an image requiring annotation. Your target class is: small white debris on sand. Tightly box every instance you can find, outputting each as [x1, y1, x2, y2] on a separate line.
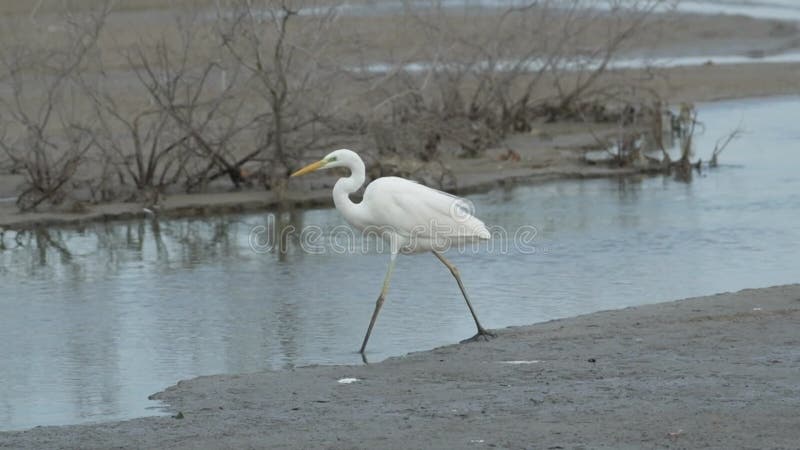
[337, 378, 360, 384]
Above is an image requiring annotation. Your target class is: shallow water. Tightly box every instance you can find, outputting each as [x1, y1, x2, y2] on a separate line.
[677, 0, 800, 21]
[2, 96, 800, 431]
[223, 0, 800, 22]
[358, 50, 800, 75]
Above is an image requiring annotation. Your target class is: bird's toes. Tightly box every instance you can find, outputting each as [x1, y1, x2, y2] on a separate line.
[460, 330, 496, 344]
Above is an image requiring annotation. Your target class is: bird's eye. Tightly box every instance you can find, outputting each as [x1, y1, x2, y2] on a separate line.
[327, 156, 338, 162]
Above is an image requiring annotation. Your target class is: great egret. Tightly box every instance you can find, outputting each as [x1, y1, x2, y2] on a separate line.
[291, 149, 495, 354]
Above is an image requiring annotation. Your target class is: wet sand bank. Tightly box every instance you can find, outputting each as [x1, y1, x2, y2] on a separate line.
[2, 284, 799, 449]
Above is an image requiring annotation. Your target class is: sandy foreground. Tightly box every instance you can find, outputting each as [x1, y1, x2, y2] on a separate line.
[2, 284, 799, 449]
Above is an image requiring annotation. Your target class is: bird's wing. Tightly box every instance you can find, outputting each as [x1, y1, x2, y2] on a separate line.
[363, 177, 490, 240]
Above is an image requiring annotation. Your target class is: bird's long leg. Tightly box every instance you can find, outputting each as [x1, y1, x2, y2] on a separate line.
[360, 252, 398, 354]
[432, 250, 495, 342]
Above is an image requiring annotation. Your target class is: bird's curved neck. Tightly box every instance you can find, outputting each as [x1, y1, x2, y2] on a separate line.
[332, 155, 366, 224]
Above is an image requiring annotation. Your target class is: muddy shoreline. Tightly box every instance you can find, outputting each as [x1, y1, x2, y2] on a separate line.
[2, 284, 798, 448]
[0, 157, 652, 230]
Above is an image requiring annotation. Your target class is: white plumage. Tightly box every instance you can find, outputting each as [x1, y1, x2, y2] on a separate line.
[291, 149, 495, 354]
[358, 176, 491, 252]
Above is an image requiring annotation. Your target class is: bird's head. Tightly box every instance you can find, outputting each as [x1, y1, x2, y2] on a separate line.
[290, 149, 356, 177]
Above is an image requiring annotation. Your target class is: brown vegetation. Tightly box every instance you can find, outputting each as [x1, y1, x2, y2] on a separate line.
[0, 0, 669, 212]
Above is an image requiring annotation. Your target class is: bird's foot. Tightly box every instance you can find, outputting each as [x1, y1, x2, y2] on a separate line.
[460, 329, 496, 344]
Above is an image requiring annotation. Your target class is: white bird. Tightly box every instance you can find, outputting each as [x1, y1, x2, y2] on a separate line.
[291, 149, 495, 354]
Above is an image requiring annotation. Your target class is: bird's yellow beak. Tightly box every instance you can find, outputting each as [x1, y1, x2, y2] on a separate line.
[290, 160, 326, 177]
